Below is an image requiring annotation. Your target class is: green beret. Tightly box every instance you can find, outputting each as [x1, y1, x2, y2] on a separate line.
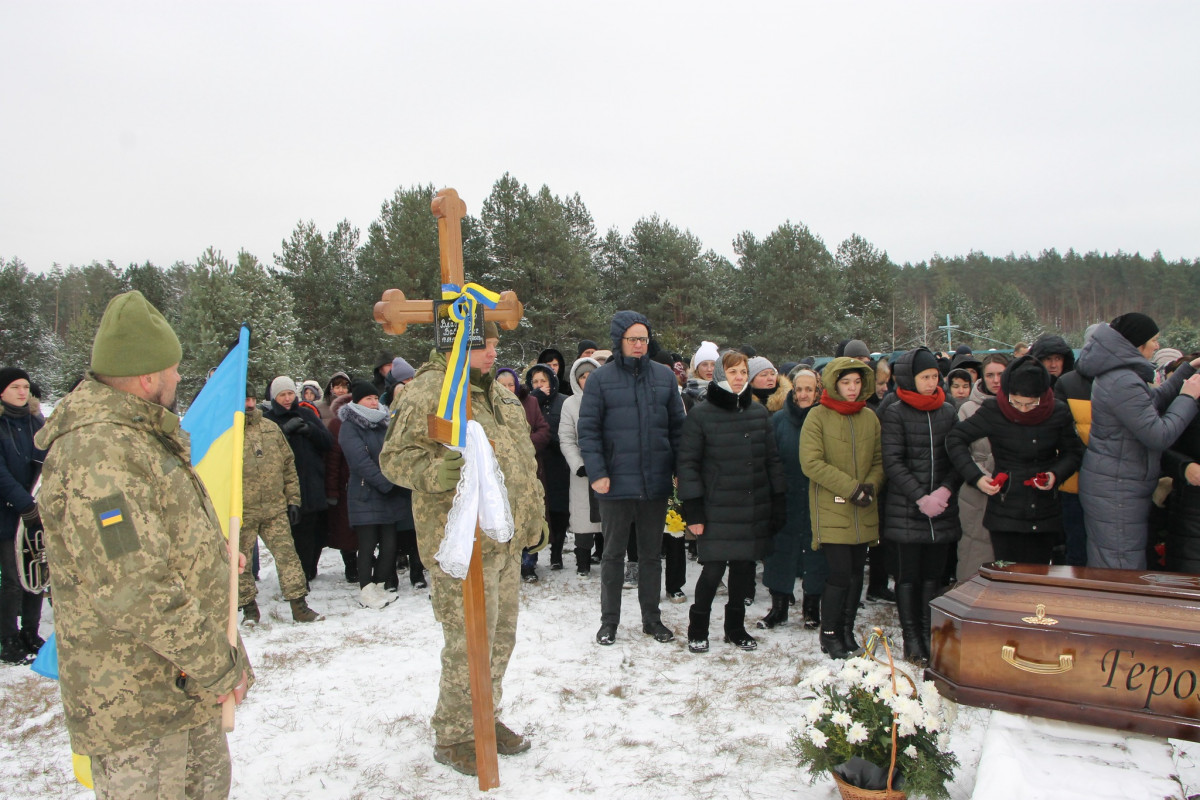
[91, 291, 182, 377]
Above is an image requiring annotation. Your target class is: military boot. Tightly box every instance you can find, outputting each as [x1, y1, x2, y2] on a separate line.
[240, 600, 260, 625]
[433, 741, 477, 776]
[290, 597, 323, 623]
[495, 721, 531, 755]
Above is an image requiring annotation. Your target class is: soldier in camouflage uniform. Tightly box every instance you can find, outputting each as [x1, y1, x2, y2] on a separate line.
[240, 389, 322, 624]
[35, 291, 252, 800]
[380, 322, 546, 776]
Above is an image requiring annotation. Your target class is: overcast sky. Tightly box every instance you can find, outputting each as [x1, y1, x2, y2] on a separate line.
[2, 1, 1198, 274]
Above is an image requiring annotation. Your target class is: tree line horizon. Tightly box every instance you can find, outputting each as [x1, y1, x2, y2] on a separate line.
[3, 173, 1198, 401]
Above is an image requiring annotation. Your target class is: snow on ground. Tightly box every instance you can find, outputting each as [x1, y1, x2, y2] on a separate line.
[1, 548, 1196, 799]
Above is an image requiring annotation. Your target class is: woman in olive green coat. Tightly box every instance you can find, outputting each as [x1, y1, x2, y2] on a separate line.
[800, 357, 884, 659]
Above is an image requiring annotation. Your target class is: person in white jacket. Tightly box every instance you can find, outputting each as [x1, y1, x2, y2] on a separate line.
[558, 357, 603, 575]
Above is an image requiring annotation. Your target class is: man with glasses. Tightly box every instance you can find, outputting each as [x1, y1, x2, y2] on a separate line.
[578, 311, 686, 645]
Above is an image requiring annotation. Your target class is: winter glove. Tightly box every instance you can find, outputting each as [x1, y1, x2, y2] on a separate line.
[287, 504, 301, 526]
[989, 472, 1009, 488]
[1023, 472, 1052, 489]
[280, 417, 308, 436]
[19, 504, 41, 530]
[527, 520, 549, 553]
[326, 496, 338, 507]
[435, 451, 464, 492]
[917, 486, 951, 517]
[848, 483, 874, 508]
[770, 494, 787, 532]
[575, 465, 587, 478]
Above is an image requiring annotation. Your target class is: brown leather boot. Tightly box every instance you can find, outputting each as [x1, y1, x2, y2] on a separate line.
[289, 597, 323, 623]
[433, 741, 477, 775]
[495, 721, 531, 755]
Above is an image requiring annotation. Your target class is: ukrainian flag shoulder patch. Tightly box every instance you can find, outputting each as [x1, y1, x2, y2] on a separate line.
[92, 493, 140, 559]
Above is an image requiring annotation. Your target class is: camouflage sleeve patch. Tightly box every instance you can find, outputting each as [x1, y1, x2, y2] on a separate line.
[93, 493, 141, 559]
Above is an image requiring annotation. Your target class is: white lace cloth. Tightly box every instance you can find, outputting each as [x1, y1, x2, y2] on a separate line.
[435, 419, 515, 579]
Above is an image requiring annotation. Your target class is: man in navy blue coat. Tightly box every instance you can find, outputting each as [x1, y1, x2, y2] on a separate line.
[578, 311, 685, 645]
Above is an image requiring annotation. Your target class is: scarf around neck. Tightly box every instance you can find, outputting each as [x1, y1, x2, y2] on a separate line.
[996, 388, 1055, 426]
[819, 390, 867, 416]
[1, 400, 30, 418]
[897, 386, 945, 411]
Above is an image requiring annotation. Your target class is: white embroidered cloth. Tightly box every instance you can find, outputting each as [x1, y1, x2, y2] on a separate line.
[435, 419, 515, 579]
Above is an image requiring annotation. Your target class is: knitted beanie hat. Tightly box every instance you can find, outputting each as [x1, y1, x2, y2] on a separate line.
[91, 291, 182, 377]
[1110, 312, 1159, 348]
[0, 367, 31, 396]
[351, 380, 379, 403]
[269, 376, 298, 400]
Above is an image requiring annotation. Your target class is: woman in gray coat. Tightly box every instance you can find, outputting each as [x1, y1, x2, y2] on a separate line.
[1075, 314, 1200, 569]
[557, 357, 603, 575]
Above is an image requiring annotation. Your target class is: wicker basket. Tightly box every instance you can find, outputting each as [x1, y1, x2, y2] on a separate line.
[831, 771, 907, 800]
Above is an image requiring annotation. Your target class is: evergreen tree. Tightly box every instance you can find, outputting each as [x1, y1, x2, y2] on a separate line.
[836, 234, 897, 351]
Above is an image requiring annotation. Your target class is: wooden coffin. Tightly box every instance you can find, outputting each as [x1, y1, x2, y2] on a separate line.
[927, 562, 1200, 742]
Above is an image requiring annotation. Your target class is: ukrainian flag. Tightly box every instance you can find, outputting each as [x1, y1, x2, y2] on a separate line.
[181, 326, 249, 538]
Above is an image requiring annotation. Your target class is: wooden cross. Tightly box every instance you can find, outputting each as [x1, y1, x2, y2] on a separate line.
[373, 187, 523, 790]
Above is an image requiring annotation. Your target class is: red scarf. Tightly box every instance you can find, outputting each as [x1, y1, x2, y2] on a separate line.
[897, 386, 946, 411]
[819, 389, 867, 416]
[996, 388, 1055, 426]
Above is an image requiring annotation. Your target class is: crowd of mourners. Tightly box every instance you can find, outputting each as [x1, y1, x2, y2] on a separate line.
[4, 308, 1200, 667]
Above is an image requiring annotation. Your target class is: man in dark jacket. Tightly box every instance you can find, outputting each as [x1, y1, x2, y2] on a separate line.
[1030, 333, 1075, 386]
[578, 311, 685, 645]
[264, 376, 334, 581]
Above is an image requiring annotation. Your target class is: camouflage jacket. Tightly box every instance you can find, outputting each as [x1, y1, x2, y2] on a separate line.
[34, 377, 252, 755]
[242, 406, 300, 520]
[380, 351, 544, 565]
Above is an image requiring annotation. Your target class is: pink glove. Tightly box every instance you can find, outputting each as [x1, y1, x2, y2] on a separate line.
[916, 486, 951, 518]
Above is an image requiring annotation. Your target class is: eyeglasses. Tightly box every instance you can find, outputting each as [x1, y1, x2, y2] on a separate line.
[622, 337, 650, 345]
[1009, 398, 1040, 411]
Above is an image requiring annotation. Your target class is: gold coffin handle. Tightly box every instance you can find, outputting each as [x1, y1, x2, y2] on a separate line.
[1000, 644, 1074, 675]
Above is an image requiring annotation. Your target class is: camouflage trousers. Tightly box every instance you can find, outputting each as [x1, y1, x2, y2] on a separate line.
[238, 514, 307, 607]
[91, 717, 230, 800]
[428, 542, 521, 747]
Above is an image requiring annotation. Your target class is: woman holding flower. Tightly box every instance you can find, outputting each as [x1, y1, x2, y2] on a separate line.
[676, 350, 785, 653]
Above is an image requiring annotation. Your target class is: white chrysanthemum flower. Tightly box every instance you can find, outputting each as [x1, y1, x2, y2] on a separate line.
[937, 732, 951, 751]
[898, 718, 918, 738]
[810, 728, 829, 748]
[831, 711, 852, 728]
[922, 713, 941, 733]
[846, 722, 869, 744]
[804, 699, 828, 722]
[904, 744, 918, 759]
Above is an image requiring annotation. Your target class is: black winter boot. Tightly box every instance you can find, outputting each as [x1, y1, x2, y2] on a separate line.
[819, 585, 851, 659]
[919, 579, 939, 663]
[687, 607, 710, 653]
[0, 636, 32, 665]
[574, 544, 591, 576]
[723, 599, 757, 650]
[756, 590, 790, 629]
[895, 583, 925, 665]
[843, 577, 864, 656]
[801, 593, 821, 629]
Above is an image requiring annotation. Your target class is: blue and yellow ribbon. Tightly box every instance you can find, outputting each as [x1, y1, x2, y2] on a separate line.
[436, 282, 501, 447]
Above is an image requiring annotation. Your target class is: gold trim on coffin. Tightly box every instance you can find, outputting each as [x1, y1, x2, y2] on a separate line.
[1021, 603, 1058, 625]
[1000, 644, 1074, 675]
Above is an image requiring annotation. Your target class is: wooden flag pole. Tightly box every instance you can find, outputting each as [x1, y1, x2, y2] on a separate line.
[222, 517, 240, 731]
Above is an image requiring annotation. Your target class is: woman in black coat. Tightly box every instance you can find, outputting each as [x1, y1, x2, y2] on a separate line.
[676, 351, 785, 653]
[881, 348, 962, 664]
[0, 368, 46, 664]
[522, 363, 571, 579]
[945, 357, 1083, 566]
[1162, 408, 1200, 573]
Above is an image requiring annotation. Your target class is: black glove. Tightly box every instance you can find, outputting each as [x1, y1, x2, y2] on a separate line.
[770, 494, 787, 532]
[576, 465, 587, 478]
[281, 417, 308, 436]
[287, 504, 301, 526]
[20, 504, 41, 530]
[849, 483, 874, 508]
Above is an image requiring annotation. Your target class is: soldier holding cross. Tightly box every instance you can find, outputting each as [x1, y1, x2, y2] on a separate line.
[379, 321, 545, 776]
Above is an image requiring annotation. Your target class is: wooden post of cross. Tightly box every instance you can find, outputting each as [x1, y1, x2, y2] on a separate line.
[373, 188, 522, 790]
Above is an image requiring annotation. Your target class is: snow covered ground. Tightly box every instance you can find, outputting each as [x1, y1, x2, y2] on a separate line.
[2, 548, 1198, 799]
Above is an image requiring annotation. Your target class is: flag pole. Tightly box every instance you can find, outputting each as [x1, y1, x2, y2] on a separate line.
[222, 515, 240, 732]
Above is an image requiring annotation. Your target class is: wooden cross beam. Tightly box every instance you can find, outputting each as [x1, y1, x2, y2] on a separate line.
[373, 187, 522, 791]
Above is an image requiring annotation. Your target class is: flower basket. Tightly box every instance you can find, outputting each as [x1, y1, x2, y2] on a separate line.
[792, 628, 958, 800]
[831, 771, 907, 800]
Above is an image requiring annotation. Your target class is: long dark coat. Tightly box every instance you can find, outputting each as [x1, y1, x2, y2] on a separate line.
[264, 399, 333, 513]
[525, 364, 570, 514]
[0, 406, 45, 542]
[1163, 416, 1200, 573]
[323, 394, 357, 549]
[676, 380, 785, 563]
[880, 349, 963, 545]
[339, 403, 413, 529]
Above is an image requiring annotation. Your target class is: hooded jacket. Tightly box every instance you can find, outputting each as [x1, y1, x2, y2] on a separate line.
[318, 371, 351, 422]
[33, 377, 251, 754]
[799, 358, 884, 548]
[577, 311, 686, 501]
[557, 357, 603, 535]
[1029, 334, 1075, 384]
[880, 348, 963, 545]
[536, 348, 572, 397]
[1074, 322, 1198, 566]
[771, 387, 816, 548]
[676, 373, 785, 563]
[525, 363, 570, 514]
